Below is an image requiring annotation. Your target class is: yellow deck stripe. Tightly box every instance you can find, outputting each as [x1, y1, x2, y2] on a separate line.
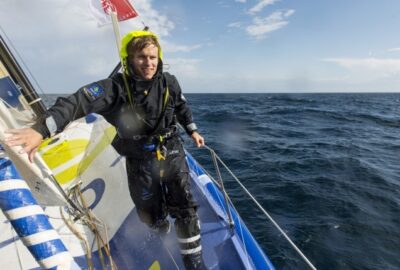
[41, 139, 89, 168]
[41, 126, 116, 185]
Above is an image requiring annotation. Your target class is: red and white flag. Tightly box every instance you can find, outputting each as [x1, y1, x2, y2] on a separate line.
[89, 0, 138, 26]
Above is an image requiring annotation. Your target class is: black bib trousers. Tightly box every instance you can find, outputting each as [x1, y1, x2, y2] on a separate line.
[125, 136, 204, 269]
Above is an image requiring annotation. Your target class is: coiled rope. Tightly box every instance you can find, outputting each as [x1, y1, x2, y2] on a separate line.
[61, 182, 117, 270]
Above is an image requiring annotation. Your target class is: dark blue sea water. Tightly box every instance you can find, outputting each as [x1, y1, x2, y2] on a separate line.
[46, 93, 400, 270]
[183, 93, 400, 270]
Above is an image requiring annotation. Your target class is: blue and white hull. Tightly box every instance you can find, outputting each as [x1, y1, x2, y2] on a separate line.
[0, 112, 275, 270]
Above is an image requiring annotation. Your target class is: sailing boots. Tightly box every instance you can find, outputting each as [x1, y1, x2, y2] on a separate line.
[175, 216, 206, 270]
[182, 251, 206, 270]
[150, 219, 171, 235]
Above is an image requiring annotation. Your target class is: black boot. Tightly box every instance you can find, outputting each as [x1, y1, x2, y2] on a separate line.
[182, 251, 206, 270]
[150, 219, 171, 235]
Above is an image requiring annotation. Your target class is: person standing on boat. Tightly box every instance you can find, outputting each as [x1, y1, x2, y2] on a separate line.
[5, 30, 206, 270]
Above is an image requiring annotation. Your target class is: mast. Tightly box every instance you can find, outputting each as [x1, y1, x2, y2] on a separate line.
[0, 34, 46, 115]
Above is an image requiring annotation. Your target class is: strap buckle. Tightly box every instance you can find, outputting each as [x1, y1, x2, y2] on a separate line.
[156, 146, 167, 161]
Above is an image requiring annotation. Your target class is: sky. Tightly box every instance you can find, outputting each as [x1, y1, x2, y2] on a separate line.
[1, 0, 400, 93]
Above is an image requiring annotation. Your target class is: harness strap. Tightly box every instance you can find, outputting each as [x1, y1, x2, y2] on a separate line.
[149, 75, 170, 135]
[131, 126, 177, 141]
[123, 73, 172, 162]
[156, 135, 164, 159]
[123, 73, 134, 109]
[124, 74, 170, 111]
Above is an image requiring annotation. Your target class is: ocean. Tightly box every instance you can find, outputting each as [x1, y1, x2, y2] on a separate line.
[46, 93, 400, 270]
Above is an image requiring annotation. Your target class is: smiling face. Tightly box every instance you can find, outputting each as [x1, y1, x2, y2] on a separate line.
[130, 44, 159, 80]
[126, 35, 161, 81]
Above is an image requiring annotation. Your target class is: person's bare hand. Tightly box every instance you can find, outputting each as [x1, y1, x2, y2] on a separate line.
[4, 128, 43, 162]
[191, 131, 205, 148]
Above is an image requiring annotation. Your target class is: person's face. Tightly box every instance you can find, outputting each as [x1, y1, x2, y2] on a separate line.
[130, 44, 159, 80]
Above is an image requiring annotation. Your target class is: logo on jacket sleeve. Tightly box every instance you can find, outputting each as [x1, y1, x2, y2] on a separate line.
[83, 83, 104, 101]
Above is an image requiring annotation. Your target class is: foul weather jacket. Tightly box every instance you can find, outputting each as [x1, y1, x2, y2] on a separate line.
[33, 71, 198, 157]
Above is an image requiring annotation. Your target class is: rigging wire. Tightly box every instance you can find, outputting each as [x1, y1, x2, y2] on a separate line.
[0, 25, 50, 106]
[200, 144, 317, 270]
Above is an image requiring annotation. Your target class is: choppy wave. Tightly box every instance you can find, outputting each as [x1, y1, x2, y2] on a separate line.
[45, 93, 400, 270]
[185, 93, 400, 270]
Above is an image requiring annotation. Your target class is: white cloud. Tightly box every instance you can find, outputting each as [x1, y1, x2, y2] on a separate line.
[228, 22, 243, 28]
[0, 1, 180, 93]
[246, 10, 295, 39]
[235, 0, 247, 3]
[166, 58, 202, 79]
[163, 41, 203, 53]
[323, 57, 400, 78]
[387, 48, 400, 52]
[130, 0, 174, 37]
[248, 0, 279, 15]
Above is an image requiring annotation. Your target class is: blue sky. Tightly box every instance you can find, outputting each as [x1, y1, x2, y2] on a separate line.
[1, 0, 400, 93]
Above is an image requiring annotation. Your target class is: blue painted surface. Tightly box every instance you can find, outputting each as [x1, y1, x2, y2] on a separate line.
[0, 148, 275, 269]
[0, 157, 72, 268]
[70, 152, 276, 269]
[27, 239, 68, 261]
[186, 152, 276, 270]
[0, 77, 21, 108]
[10, 215, 54, 237]
[85, 114, 97, 124]
[0, 158, 15, 178]
[0, 189, 38, 210]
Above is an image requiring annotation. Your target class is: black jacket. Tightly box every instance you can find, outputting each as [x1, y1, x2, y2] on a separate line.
[33, 71, 197, 156]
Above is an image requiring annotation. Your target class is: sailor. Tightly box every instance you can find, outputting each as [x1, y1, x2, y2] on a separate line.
[5, 30, 206, 270]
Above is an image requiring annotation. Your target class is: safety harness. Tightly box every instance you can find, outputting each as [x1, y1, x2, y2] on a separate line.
[127, 76, 174, 161]
[144, 83, 172, 161]
[119, 30, 174, 161]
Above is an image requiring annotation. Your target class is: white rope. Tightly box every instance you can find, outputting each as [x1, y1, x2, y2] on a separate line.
[27, 97, 42, 105]
[202, 145, 317, 270]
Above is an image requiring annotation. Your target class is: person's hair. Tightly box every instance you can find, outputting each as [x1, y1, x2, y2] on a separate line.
[126, 35, 160, 58]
